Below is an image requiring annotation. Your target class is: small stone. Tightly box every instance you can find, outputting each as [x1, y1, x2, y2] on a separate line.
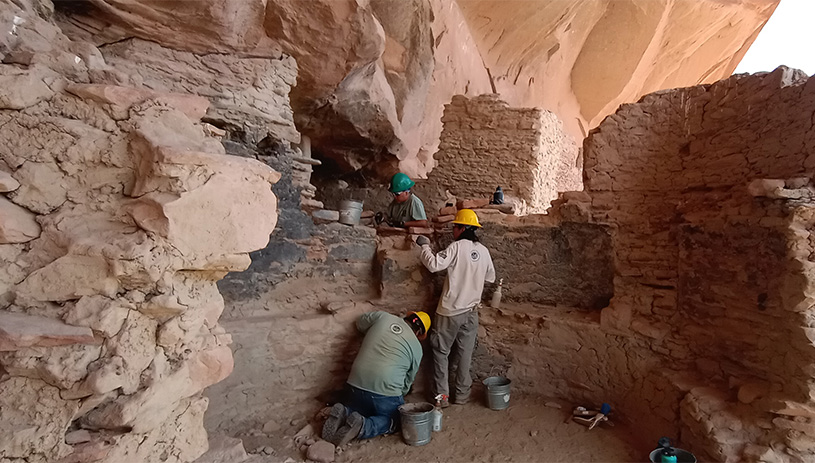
[0, 197, 41, 243]
[301, 198, 325, 210]
[433, 214, 456, 223]
[294, 423, 315, 438]
[290, 419, 298, 426]
[306, 438, 315, 446]
[439, 206, 457, 216]
[0, 312, 96, 351]
[560, 191, 591, 202]
[0, 171, 19, 192]
[456, 198, 490, 209]
[313, 209, 340, 224]
[545, 401, 562, 409]
[360, 210, 375, 218]
[786, 177, 810, 189]
[307, 440, 336, 463]
[530, 430, 539, 437]
[292, 156, 322, 166]
[407, 227, 434, 235]
[65, 429, 92, 445]
[747, 179, 785, 197]
[262, 446, 275, 455]
[262, 419, 281, 434]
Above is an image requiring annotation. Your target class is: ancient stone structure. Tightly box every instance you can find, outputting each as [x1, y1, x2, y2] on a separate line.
[480, 67, 815, 462]
[208, 67, 815, 462]
[581, 66, 815, 462]
[424, 94, 579, 212]
[205, 205, 614, 439]
[55, 0, 776, 178]
[0, 1, 806, 462]
[0, 1, 288, 461]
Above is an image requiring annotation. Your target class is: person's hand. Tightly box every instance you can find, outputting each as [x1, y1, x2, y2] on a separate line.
[415, 235, 430, 246]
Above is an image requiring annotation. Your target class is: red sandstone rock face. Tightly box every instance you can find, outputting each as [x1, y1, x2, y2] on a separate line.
[58, 0, 777, 179]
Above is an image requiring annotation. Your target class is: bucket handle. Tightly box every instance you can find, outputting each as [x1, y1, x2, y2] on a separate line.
[487, 365, 507, 379]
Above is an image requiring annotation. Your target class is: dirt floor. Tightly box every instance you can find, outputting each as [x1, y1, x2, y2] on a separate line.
[252, 389, 652, 463]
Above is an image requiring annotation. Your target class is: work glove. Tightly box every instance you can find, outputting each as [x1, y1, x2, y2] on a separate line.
[374, 212, 385, 225]
[415, 235, 430, 246]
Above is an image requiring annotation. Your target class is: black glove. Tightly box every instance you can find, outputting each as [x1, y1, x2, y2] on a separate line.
[415, 235, 430, 246]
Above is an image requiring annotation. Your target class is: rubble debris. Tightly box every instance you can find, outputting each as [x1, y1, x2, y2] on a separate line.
[306, 440, 336, 463]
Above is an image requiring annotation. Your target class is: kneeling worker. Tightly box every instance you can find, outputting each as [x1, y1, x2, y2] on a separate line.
[385, 173, 428, 228]
[322, 310, 431, 446]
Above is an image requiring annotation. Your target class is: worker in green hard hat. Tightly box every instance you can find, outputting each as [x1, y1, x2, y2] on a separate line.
[383, 173, 428, 228]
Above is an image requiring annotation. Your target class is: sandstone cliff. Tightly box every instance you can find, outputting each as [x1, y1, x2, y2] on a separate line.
[55, 0, 778, 178]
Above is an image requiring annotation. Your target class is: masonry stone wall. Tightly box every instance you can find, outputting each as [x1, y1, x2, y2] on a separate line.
[480, 220, 613, 310]
[423, 94, 579, 212]
[581, 67, 815, 462]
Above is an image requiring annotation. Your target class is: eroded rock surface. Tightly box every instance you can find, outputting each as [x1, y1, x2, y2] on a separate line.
[54, 0, 777, 179]
[0, 1, 284, 461]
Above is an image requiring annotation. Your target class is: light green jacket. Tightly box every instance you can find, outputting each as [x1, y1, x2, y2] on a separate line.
[347, 311, 423, 397]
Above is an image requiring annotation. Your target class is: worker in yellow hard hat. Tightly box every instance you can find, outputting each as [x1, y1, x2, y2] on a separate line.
[322, 310, 430, 446]
[381, 173, 428, 228]
[414, 209, 496, 408]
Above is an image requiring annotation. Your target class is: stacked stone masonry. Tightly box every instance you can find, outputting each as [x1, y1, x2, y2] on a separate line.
[0, 2, 292, 461]
[425, 94, 580, 213]
[0, 1, 804, 462]
[577, 67, 815, 461]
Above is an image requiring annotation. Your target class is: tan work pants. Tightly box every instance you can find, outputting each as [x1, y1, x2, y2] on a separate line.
[430, 308, 478, 401]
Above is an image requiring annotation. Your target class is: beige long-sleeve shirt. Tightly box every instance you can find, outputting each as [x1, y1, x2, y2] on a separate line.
[420, 240, 496, 317]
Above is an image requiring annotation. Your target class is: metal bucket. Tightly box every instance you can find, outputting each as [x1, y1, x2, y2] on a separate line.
[649, 448, 697, 463]
[338, 200, 363, 226]
[398, 402, 434, 446]
[483, 376, 511, 410]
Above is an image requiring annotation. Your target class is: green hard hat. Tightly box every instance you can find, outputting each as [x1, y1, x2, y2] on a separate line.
[389, 172, 415, 193]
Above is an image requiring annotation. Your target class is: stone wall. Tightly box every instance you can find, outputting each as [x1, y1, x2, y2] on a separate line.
[205, 200, 615, 438]
[423, 94, 579, 213]
[0, 2, 293, 461]
[479, 219, 612, 310]
[581, 67, 815, 461]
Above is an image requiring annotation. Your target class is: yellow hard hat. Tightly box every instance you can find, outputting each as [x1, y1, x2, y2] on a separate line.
[452, 209, 482, 228]
[406, 311, 431, 335]
[415, 311, 431, 333]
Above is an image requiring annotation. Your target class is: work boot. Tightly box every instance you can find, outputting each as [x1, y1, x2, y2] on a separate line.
[335, 412, 364, 446]
[453, 395, 469, 405]
[321, 403, 347, 444]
